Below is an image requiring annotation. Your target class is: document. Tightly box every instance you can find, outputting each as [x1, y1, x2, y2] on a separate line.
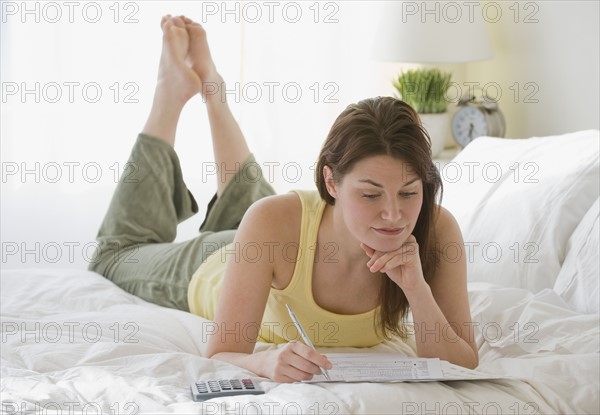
[304, 353, 505, 383]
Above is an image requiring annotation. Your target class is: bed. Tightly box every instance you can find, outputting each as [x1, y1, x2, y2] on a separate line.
[2, 130, 599, 414]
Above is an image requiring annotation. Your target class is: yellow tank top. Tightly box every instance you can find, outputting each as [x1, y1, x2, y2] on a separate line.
[187, 190, 384, 347]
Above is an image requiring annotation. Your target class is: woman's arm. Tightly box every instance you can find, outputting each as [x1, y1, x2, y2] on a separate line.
[411, 206, 478, 368]
[204, 196, 332, 382]
[362, 206, 479, 369]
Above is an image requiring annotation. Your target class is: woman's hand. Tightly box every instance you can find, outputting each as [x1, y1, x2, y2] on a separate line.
[261, 341, 332, 383]
[361, 235, 428, 294]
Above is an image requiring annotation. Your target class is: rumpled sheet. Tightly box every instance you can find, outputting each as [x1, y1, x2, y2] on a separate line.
[1, 269, 598, 414]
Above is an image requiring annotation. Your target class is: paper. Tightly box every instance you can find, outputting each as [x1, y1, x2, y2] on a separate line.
[304, 353, 506, 383]
[438, 360, 511, 381]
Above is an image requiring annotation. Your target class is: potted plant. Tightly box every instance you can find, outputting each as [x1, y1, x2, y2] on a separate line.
[392, 68, 452, 157]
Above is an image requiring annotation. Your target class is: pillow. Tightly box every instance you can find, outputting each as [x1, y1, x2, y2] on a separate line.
[553, 198, 599, 313]
[440, 130, 599, 293]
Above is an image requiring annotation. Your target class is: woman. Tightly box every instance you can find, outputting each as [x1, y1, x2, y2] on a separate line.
[90, 15, 478, 383]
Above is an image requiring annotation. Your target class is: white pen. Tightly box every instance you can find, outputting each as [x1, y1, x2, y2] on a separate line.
[285, 304, 332, 381]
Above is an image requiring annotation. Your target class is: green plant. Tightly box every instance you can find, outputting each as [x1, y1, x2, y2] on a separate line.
[392, 68, 452, 114]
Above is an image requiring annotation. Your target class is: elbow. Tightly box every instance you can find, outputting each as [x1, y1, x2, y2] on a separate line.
[465, 359, 478, 370]
[204, 340, 221, 359]
[467, 346, 479, 369]
[205, 349, 229, 361]
[438, 346, 479, 369]
[447, 351, 478, 370]
[204, 345, 221, 360]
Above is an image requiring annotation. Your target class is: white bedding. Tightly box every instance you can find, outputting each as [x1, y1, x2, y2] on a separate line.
[3, 130, 599, 414]
[1, 267, 598, 414]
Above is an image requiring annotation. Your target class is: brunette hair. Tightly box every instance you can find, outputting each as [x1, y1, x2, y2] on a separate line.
[315, 96, 443, 340]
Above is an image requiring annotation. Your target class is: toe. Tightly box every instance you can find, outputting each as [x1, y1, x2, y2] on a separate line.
[187, 20, 206, 36]
[161, 14, 172, 28]
[171, 15, 186, 28]
[162, 20, 173, 34]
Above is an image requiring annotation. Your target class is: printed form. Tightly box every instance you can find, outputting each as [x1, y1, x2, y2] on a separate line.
[305, 353, 504, 383]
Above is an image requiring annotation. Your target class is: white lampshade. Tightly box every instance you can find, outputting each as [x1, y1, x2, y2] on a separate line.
[372, 1, 493, 63]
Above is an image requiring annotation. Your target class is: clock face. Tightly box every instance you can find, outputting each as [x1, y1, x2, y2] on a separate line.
[451, 106, 488, 148]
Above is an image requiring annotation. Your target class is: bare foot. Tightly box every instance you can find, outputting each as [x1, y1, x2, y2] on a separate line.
[141, 15, 204, 146]
[180, 17, 220, 92]
[156, 15, 202, 104]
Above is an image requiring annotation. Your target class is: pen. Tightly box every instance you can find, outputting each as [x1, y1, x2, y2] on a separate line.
[285, 304, 332, 381]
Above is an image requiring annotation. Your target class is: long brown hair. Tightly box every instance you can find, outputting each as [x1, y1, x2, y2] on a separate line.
[315, 96, 443, 340]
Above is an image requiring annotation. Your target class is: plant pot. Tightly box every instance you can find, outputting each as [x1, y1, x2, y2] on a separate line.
[419, 112, 449, 158]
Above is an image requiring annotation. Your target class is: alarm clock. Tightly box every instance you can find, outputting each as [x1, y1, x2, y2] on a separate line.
[451, 94, 506, 148]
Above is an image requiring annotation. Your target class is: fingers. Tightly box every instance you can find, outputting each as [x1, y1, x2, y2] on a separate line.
[366, 238, 419, 273]
[274, 341, 332, 382]
[362, 242, 395, 273]
[370, 253, 408, 273]
[360, 242, 375, 257]
[367, 251, 388, 273]
[367, 249, 409, 273]
[291, 341, 333, 371]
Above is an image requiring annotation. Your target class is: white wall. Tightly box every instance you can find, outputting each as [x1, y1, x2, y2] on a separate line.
[372, 1, 600, 143]
[467, 0, 599, 138]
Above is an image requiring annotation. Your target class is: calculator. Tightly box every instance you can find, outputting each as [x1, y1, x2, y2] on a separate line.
[190, 378, 265, 401]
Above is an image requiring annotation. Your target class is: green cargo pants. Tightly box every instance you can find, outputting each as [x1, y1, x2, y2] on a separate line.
[88, 133, 275, 311]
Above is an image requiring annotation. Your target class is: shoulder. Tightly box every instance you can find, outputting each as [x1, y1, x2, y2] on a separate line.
[429, 205, 467, 283]
[239, 192, 302, 238]
[433, 205, 464, 245]
[430, 205, 466, 274]
[244, 192, 301, 221]
[236, 193, 304, 288]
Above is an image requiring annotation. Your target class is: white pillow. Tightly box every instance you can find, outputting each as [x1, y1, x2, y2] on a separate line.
[553, 198, 599, 313]
[441, 130, 599, 293]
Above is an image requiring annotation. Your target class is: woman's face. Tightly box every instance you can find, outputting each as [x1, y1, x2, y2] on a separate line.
[325, 154, 424, 253]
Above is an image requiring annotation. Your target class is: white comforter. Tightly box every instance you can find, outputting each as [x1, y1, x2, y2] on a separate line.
[1, 268, 598, 414]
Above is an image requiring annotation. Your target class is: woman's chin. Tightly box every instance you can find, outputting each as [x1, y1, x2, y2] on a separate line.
[363, 235, 406, 253]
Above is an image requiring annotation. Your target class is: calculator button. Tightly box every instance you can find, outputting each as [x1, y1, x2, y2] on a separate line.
[191, 379, 264, 402]
[241, 379, 254, 389]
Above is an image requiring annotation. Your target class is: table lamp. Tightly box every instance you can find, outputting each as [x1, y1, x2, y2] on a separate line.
[372, 1, 493, 156]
